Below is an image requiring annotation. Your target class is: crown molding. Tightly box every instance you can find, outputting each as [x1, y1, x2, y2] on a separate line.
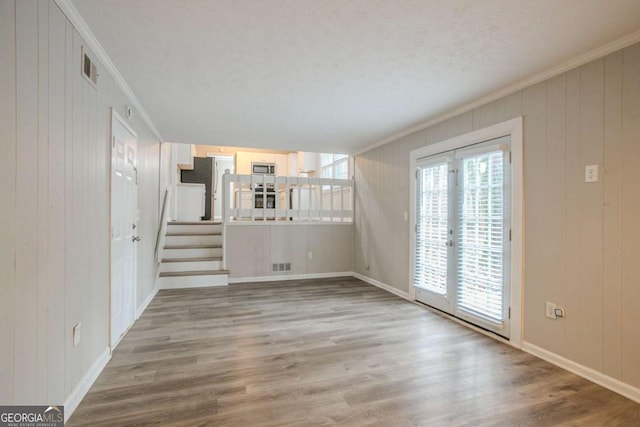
[354, 29, 640, 156]
[54, 0, 164, 142]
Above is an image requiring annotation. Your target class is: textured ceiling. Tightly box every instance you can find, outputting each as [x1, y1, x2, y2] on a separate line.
[71, 0, 640, 153]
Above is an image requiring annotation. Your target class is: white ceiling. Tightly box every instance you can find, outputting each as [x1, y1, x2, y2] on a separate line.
[71, 0, 640, 154]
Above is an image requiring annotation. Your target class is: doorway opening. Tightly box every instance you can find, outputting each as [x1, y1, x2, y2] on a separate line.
[207, 154, 234, 221]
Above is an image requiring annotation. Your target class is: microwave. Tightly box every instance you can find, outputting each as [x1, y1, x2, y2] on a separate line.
[252, 162, 276, 175]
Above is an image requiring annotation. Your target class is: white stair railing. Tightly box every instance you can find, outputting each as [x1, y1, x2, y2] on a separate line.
[221, 173, 354, 224]
[154, 187, 171, 263]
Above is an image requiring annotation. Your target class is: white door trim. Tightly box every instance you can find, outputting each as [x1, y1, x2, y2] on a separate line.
[109, 108, 138, 351]
[409, 117, 524, 348]
[112, 108, 138, 140]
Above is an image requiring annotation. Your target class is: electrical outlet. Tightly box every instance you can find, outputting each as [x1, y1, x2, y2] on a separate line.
[73, 323, 82, 347]
[307, 251, 313, 260]
[545, 302, 557, 319]
[585, 165, 599, 183]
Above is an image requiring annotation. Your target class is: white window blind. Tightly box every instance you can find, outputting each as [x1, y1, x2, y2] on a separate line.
[415, 161, 449, 295]
[321, 153, 349, 179]
[456, 150, 505, 322]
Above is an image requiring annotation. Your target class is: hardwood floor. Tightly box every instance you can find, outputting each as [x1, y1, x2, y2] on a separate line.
[68, 277, 640, 426]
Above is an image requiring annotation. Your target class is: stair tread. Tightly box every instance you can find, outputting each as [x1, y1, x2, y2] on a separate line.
[162, 257, 222, 263]
[166, 232, 222, 236]
[168, 221, 222, 226]
[159, 270, 229, 277]
[164, 244, 222, 249]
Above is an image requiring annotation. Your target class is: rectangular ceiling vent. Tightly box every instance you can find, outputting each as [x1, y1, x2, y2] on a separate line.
[81, 46, 98, 88]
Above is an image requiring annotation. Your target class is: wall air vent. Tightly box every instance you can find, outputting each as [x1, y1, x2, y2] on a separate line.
[81, 46, 98, 88]
[272, 263, 292, 273]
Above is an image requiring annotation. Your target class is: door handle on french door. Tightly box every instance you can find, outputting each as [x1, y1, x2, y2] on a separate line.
[132, 236, 141, 242]
[446, 240, 455, 247]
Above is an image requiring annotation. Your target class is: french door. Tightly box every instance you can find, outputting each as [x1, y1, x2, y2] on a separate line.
[414, 136, 511, 337]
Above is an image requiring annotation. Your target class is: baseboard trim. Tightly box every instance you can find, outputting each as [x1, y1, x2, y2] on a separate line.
[522, 341, 640, 404]
[63, 348, 111, 422]
[228, 271, 353, 284]
[352, 272, 410, 300]
[136, 285, 158, 319]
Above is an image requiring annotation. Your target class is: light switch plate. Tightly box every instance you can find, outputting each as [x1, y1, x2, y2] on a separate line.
[585, 165, 598, 183]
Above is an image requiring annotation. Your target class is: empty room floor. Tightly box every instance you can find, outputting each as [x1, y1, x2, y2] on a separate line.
[68, 277, 640, 426]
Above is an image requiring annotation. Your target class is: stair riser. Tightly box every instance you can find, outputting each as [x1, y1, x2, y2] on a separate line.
[159, 274, 228, 289]
[163, 247, 223, 258]
[165, 235, 222, 246]
[160, 260, 223, 273]
[167, 224, 222, 234]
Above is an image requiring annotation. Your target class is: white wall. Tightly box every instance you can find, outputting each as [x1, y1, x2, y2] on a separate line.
[0, 0, 164, 406]
[226, 224, 353, 280]
[354, 43, 640, 390]
[136, 127, 162, 308]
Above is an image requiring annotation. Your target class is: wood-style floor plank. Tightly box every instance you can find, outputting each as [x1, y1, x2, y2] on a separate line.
[68, 277, 640, 426]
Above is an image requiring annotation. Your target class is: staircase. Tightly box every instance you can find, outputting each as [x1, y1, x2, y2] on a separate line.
[159, 221, 229, 289]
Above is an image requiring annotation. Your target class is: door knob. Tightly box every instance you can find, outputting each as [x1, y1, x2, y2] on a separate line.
[132, 236, 141, 242]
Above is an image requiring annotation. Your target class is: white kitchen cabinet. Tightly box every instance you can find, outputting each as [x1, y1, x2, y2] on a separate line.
[234, 152, 253, 175]
[297, 152, 317, 174]
[233, 189, 253, 220]
[274, 153, 288, 176]
[279, 189, 288, 211]
[279, 187, 319, 220]
[288, 153, 299, 176]
[294, 188, 318, 210]
[175, 143, 195, 170]
[234, 189, 253, 209]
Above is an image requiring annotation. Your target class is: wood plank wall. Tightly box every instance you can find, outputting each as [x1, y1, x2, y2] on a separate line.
[0, 0, 164, 405]
[0, 0, 18, 406]
[354, 43, 640, 389]
[226, 224, 354, 279]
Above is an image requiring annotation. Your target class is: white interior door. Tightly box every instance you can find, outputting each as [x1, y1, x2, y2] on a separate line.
[414, 137, 511, 337]
[111, 112, 138, 348]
